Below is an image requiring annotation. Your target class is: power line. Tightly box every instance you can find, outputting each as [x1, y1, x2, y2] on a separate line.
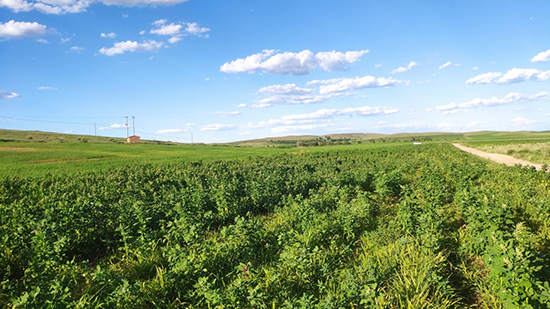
[0, 116, 96, 125]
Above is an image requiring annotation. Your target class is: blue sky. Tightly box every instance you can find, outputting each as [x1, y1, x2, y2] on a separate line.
[1, 0, 549, 143]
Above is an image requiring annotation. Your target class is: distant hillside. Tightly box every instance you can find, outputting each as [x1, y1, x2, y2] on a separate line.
[230, 132, 467, 147]
[0, 129, 178, 144]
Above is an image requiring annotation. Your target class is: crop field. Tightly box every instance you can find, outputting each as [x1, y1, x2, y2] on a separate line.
[2, 142, 550, 308]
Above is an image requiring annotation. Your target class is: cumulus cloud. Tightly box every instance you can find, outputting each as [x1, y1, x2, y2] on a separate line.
[0, 0, 190, 15]
[99, 123, 125, 130]
[100, 32, 116, 38]
[531, 49, 550, 62]
[0, 90, 21, 99]
[201, 124, 236, 131]
[237, 103, 247, 108]
[314, 50, 369, 72]
[0, 20, 48, 39]
[38, 86, 57, 90]
[253, 76, 401, 107]
[220, 49, 368, 75]
[245, 105, 398, 133]
[99, 40, 163, 56]
[466, 68, 550, 84]
[392, 61, 418, 74]
[439, 61, 461, 69]
[150, 21, 210, 43]
[511, 117, 537, 125]
[429, 92, 550, 114]
[151, 23, 182, 36]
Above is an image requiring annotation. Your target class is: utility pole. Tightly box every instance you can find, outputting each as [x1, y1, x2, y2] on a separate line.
[125, 116, 129, 138]
[132, 116, 135, 136]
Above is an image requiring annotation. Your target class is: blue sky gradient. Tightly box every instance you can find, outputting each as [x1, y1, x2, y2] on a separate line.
[1, 0, 549, 142]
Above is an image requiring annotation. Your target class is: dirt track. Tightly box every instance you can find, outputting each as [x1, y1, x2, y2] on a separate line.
[453, 143, 545, 171]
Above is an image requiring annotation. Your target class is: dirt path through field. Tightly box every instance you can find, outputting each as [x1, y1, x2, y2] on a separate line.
[453, 143, 545, 171]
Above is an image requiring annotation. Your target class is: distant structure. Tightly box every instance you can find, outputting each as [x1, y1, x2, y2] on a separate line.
[127, 135, 140, 143]
[127, 116, 140, 143]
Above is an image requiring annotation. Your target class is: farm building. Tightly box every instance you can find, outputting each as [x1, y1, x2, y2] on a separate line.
[127, 135, 140, 143]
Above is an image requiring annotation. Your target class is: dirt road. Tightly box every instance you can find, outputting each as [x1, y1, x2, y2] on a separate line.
[452, 143, 545, 171]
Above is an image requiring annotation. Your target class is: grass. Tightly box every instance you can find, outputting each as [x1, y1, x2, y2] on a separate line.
[2, 128, 550, 177]
[459, 131, 550, 164]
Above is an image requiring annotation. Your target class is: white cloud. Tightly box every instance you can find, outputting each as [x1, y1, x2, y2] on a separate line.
[250, 103, 272, 108]
[99, 123, 125, 130]
[314, 50, 369, 72]
[69, 46, 84, 53]
[237, 103, 247, 108]
[139, 30, 145, 35]
[35, 38, 48, 43]
[150, 21, 210, 43]
[255, 93, 344, 105]
[60, 37, 71, 43]
[429, 92, 550, 114]
[214, 111, 241, 116]
[439, 61, 461, 69]
[220, 49, 369, 75]
[0, 0, 190, 15]
[245, 105, 398, 133]
[417, 80, 431, 84]
[466, 68, 550, 84]
[392, 61, 418, 74]
[183, 22, 210, 36]
[152, 19, 167, 26]
[38, 86, 57, 90]
[0, 20, 47, 39]
[151, 23, 182, 36]
[377, 121, 387, 124]
[465, 72, 502, 84]
[280, 106, 399, 121]
[314, 76, 402, 94]
[239, 131, 252, 135]
[0, 90, 21, 99]
[511, 117, 537, 125]
[201, 124, 236, 131]
[100, 32, 116, 38]
[99, 40, 163, 56]
[374, 63, 383, 68]
[257, 84, 314, 95]
[271, 124, 328, 133]
[472, 66, 479, 70]
[168, 36, 181, 44]
[531, 49, 550, 62]
[156, 128, 188, 134]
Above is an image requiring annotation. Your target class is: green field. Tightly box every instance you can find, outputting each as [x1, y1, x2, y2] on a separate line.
[2, 129, 550, 308]
[4, 129, 550, 178]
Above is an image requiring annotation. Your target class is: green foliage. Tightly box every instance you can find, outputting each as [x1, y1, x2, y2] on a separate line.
[1, 144, 550, 307]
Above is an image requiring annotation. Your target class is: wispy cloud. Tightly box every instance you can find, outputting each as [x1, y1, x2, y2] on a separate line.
[427, 92, 550, 114]
[201, 124, 236, 131]
[439, 61, 461, 69]
[391, 61, 418, 74]
[466, 68, 550, 84]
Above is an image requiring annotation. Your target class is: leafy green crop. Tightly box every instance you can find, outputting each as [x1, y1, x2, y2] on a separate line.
[1, 144, 549, 308]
